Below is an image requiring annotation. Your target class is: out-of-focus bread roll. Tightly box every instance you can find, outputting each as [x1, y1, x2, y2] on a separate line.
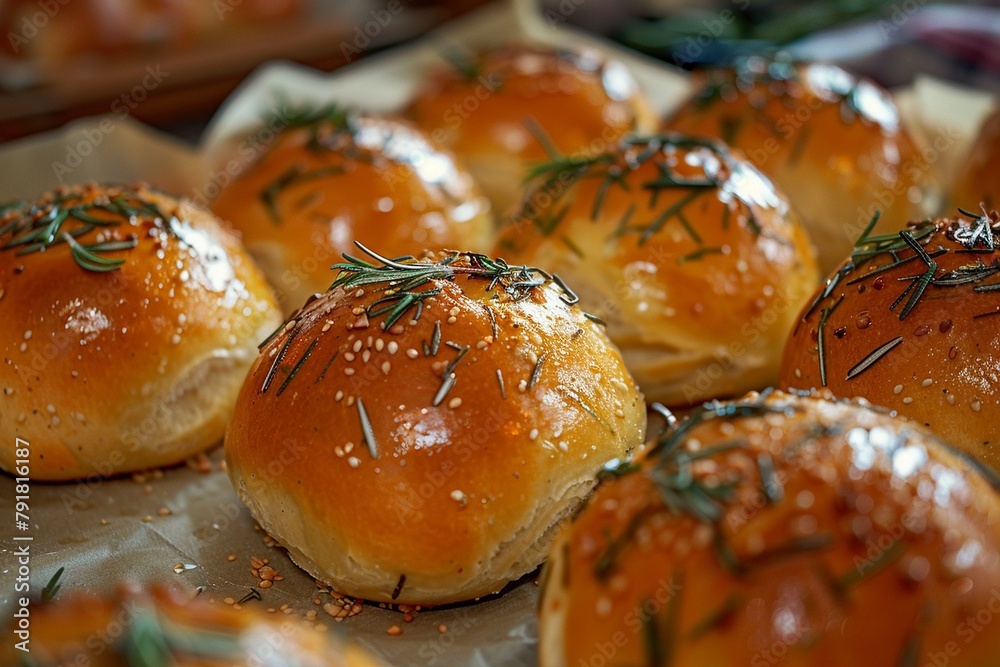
[539, 390, 1000, 667]
[665, 57, 933, 274]
[211, 109, 493, 313]
[780, 211, 1000, 471]
[0, 183, 281, 481]
[1, 582, 383, 666]
[495, 133, 819, 406]
[407, 45, 656, 214]
[953, 105, 1000, 210]
[225, 245, 646, 604]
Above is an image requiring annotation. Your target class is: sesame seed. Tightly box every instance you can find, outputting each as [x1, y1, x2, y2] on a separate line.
[450, 490, 467, 505]
[335, 390, 344, 401]
[321, 321, 333, 332]
[972, 401, 982, 412]
[345, 352, 355, 361]
[447, 316, 457, 324]
[381, 361, 391, 374]
[529, 429, 539, 440]
[518, 379, 528, 392]
[893, 384, 903, 395]
[23, 330, 32, 340]
[353, 340, 363, 352]
[344, 442, 354, 453]
[406, 348, 419, 358]
[902, 397, 913, 404]
[448, 397, 462, 409]
[921, 378, 933, 387]
[388, 341, 399, 354]
[375, 339, 384, 351]
[347, 457, 361, 468]
[344, 368, 355, 376]
[947, 394, 956, 405]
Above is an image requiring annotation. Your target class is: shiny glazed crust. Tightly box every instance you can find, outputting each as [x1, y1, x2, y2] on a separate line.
[407, 45, 657, 214]
[666, 59, 932, 274]
[539, 390, 1000, 667]
[211, 112, 493, 313]
[494, 134, 819, 407]
[225, 249, 646, 604]
[780, 213, 1000, 471]
[0, 183, 282, 480]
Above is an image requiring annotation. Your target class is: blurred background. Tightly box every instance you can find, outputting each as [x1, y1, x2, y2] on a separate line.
[0, 0, 997, 142]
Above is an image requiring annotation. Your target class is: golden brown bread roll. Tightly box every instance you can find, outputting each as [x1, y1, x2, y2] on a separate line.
[225, 245, 646, 604]
[953, 106, 1000, 210]
[665, 58, 932, 275]
[539, 389, 1000, 667]
[2, 582, 382, 666]
[0, 183, 281, 481]
[211, 109, 493, 314]
[407, 45, 656, 214]
[494, 133, 819, 407]
[779, 211, 1000, 471]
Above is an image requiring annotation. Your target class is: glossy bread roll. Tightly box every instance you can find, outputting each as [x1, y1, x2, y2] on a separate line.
[2, 582, 382, 666]
[225, 246, 646, 604]
[495, 134, 819, 406]
[539, 390, 1000, 667]
[211, 109, 493, 313]
[0, 183, 282, 480]
[407, 45, 656, 214]
[953, 106, 1000, 210]
[666, 58, 932, 274]
[780, 211, 1000, 471]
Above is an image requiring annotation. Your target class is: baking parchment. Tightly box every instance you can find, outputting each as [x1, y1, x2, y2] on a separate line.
[0, 1, 996, 665]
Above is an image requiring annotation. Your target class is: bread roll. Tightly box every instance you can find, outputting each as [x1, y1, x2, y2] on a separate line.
[0, 183, 281, 480]
[494, 133, 819, 407]
[665, 58, 932, 274]
[780, 211, 1000, 471]
[953, 106, 1000, 210]
[407, 45, 656, 214]
[539, 389, 1000, 667]
[225, 245, 646, 604]
[2, 582, 382, 666]
[211, 110, 493, 313]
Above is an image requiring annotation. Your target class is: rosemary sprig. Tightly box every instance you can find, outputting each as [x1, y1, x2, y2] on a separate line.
[1, 191, 168, 272]
[330, 242, 573, 330]
[41, 567, 64, 602]
[845, 336, 904, 381]
[260, 164, 345, 223]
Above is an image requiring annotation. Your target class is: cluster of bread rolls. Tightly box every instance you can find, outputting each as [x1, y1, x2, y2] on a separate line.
[5, 34, 1000, 666]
